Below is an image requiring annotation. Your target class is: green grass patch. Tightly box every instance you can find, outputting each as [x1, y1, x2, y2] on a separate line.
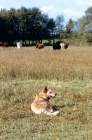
[0, 79, 92, 140]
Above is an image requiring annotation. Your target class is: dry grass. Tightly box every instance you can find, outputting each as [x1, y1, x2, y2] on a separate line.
[0, 46, 92, 81]
[0, 46, 92, 140]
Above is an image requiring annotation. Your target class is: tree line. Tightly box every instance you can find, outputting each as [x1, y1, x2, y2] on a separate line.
[0, 6, 92, 46]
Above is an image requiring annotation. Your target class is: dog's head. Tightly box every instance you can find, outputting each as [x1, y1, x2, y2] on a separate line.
[43, 86, 56, 99]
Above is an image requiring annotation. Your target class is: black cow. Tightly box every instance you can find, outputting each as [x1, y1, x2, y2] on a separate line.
[52, 41, 70, 50]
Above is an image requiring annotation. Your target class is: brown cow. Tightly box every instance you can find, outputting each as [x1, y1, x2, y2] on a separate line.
[36, 43, 44, 49]
[63, 42, 70, 49]
[3, 42, 9, 48]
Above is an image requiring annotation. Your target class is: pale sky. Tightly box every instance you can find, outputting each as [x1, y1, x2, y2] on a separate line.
[0, 0, 92, 22]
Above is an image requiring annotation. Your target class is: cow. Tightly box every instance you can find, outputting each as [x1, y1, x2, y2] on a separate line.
[36, 43, 44, 49]
[61, 42, 70, 49]
[52, 41, 70, 50]
[3, 42, 9, 48]
[17, 42, 22, 48]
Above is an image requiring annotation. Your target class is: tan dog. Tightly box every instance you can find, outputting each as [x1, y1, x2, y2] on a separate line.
[31, 86, 59, 116]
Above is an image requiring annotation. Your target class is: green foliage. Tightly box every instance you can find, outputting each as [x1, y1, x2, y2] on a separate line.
[65, 18, 75, 34]
[0, 6, 92, 44]
[82, 33, 92, 42]
[55, 15, 64, 36]
[76, 7, 92, 34]
[0, 7, 55, 43]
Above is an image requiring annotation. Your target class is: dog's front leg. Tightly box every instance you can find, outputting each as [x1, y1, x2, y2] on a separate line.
[43, 110, 54, 116]
[43, 110, 59, 116]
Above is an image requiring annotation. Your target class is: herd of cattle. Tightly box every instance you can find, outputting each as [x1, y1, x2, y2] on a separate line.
[2, 41, 70, 50]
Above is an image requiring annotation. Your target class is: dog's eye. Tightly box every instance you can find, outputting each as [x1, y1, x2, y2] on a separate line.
[49, 91, 52, 93]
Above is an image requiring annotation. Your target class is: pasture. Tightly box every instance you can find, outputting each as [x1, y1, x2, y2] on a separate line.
[0, 46, 92, 140]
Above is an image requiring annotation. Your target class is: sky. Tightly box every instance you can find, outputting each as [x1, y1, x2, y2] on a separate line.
[0, 0, 92, 23]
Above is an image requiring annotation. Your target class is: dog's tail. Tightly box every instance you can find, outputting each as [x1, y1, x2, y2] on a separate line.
[44, 110, 60, 116]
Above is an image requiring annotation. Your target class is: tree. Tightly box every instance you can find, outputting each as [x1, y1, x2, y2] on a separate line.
[0, 9, 9, 42]
[28, 8, 55, 42]
[0, 7, 56, 44]
[65, 18, 74, 33]
[6, 8, 18, 44]
[77, 6, 92, 43]
[0, 17, 7, 41]
[55, 15, 65, 36]
[78, 7, 92, 33]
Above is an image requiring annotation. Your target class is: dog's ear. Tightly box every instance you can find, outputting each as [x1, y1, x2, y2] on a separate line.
[43, 86, 48, 93]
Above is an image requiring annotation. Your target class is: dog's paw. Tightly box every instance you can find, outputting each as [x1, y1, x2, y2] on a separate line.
[53, 111, 60, 116]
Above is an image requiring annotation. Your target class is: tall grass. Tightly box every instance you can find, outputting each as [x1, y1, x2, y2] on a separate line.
[0, 46, 92, 81]
[0, 46, 92, 140]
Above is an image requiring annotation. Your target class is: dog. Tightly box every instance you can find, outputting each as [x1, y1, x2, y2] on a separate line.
[31, 86, 59, 116]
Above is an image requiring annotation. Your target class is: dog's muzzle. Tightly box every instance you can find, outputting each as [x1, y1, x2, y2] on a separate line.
[50, 93, 57, 98]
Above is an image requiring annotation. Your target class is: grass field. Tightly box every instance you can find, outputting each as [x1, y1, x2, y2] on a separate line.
[0, 46, 92, 140]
